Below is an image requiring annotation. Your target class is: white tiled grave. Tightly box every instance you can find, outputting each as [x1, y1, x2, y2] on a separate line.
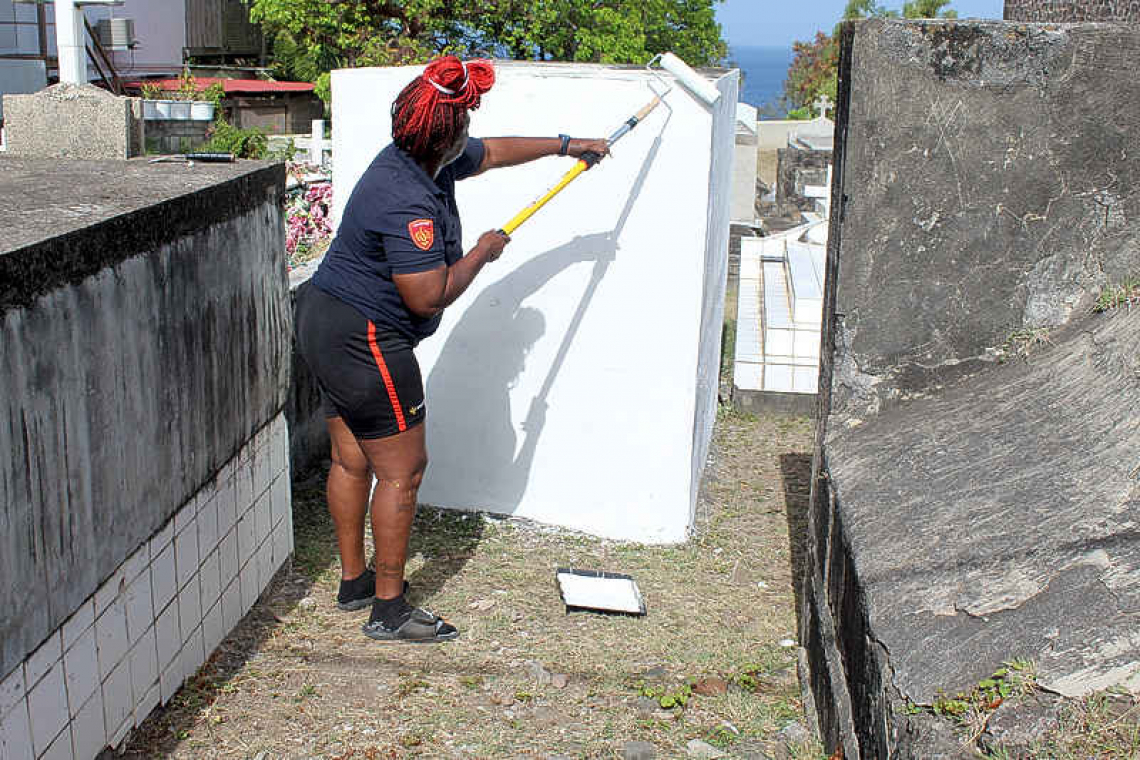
[734, 220, 828, 396]
[0, 414, 292, 760]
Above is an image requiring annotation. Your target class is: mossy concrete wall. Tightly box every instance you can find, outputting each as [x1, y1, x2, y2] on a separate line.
[805, 19, 1140, 758]
[0, 157, 289, 683]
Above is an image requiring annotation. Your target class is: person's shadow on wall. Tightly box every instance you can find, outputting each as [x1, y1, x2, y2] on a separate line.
[409, 121, 667, 596]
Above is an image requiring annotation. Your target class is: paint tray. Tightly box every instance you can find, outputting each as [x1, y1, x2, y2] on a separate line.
[555, 568, 646, 616]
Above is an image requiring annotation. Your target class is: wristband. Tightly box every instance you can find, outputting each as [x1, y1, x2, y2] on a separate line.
[558, 134, 571, 156]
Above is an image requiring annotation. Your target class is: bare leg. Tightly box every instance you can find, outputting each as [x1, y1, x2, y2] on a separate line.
[357, 424, 428, 600]
[326, 417, 373, 580]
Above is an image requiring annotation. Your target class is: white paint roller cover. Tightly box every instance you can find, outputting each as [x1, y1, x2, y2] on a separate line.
[332, 61, 738, 543]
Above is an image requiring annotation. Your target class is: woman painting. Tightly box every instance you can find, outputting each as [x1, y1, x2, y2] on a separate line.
[297, 56, 608, 642]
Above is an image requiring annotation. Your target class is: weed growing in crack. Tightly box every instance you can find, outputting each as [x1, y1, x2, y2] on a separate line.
[1094, 278, 1140, 313]
[927, 659, 1038, 743]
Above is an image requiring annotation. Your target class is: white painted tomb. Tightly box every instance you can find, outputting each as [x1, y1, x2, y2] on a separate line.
[332, 61, 738, 542]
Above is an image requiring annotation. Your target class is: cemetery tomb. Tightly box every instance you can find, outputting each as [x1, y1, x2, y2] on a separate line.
[332, 61, 738, 542]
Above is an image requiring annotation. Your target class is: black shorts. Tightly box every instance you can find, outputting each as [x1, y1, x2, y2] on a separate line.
[296, 283, 426, 439]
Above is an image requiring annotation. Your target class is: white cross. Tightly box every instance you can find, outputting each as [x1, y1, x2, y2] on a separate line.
[814, 94, 833, 119]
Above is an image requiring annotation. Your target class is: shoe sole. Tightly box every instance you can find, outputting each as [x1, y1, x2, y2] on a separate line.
[361, 629, 460, 644]
[336, 596, 374, 611]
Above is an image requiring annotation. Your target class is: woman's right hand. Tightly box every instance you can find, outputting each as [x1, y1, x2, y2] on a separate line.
[477, 229, 510, 262]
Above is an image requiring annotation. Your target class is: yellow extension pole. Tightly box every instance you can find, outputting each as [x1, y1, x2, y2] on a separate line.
[498, 94, 664, 236]
[500, 160, 590, 236]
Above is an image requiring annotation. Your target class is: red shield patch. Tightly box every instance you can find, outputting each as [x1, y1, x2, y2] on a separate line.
[408, 219, 435, 251]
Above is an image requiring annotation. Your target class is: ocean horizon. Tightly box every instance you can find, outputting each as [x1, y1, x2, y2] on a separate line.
[727, 44, 794, 117]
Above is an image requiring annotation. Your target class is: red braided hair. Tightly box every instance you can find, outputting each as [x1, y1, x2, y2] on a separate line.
[391, 56, 495, 162]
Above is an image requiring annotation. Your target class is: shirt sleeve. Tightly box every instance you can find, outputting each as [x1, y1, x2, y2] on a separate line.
[376, 202, 447, 275]
[451, 137, 486, 181]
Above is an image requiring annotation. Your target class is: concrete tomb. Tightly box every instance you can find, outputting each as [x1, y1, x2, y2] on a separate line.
[805, 19, 1140, 759]
[0, 157, 292, 758]
[329, 61, 738, 543]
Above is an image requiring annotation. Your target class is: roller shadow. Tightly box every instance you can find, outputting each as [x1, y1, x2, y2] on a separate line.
[410, 122, 668, 594]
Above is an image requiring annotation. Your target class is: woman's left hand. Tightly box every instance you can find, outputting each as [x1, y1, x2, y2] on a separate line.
[567, 138, 610, 160]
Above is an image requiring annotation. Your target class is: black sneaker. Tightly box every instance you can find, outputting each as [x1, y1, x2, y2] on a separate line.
[336, 571, 410, 611]
[361, 607, 459, 643]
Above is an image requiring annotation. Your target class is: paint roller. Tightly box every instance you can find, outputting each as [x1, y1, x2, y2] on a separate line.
[497, 52, 722, 237]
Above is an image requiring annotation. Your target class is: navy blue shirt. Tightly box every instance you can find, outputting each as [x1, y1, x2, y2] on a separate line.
[312, 137, 486, 344]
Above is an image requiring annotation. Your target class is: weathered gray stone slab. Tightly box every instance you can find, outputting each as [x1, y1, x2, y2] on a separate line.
[829, 307, 1140, 703]
[3, 83, 143, 159]
[803, 18, 1140, 759]
[826, 20, 1140, 421]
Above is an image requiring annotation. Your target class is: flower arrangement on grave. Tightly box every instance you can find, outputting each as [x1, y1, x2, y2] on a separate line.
[285, 170, 333, 267]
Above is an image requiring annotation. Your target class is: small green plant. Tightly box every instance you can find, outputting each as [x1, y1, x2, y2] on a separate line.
[294, 683, 318, 702]
[927, 661, 1037, 730]
[201, 81, 225, 108]
[786, 105, 813, 120]
[140, 82, 163, 100]
[396, 677, 429, 698]
[1094, 278, 1140, 313]
[200, 116, 268, 159]
[638, 681, 692, 710]
[459, 674, 482, 689]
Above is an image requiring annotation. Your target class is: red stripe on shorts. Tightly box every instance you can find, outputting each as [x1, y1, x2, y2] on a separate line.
[367, 322, 407, 432]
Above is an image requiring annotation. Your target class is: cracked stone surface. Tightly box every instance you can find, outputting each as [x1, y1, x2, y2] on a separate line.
[827, 307, 1140, 703]
[826, 20, 1140, 422]
[806, 19, 1140, 758]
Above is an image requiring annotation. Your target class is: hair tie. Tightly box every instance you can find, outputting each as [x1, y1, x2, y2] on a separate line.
[426, 61, 468, 96]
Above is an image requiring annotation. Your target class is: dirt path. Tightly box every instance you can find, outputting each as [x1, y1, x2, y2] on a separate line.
[120, 408, 820, 759]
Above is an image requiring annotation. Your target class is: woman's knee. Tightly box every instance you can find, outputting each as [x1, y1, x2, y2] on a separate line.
[330, 450, 372, 482]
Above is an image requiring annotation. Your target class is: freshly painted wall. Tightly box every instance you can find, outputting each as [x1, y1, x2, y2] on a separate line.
[332, 61, 738, 543]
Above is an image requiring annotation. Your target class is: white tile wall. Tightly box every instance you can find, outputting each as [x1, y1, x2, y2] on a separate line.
[27, 662, 66, 756]
[735, 228, 826, 400]
[199, 550, 221, 613]
[62, 628, 98, 718]
[100, 659, 131, 743]
[149, 542, 176, 617]
[70, 692, 104, 760]
[60, 604, 93, 653]
[128, 629, 157, 710]
[153, 599, 180, 674]
[177, 576, 201, 647]
[123, 572, 153, 646]
[2, 413, 293, 760]
[25, 633, 62, 689]
[0, 667, 24, 718]
[40, 725, 73, 760]
[0, 695, 33, 760]
[94, 601, 128, 682]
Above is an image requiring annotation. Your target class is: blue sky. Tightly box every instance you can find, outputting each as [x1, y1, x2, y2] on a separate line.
[716, 0, 1006, 47]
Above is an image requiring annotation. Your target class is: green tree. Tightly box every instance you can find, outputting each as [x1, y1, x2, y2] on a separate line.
[784, 0, 956, 113]
[249, 0, 727, 107]
[784, 31, 838, 112]
[902, 0, 958, 18]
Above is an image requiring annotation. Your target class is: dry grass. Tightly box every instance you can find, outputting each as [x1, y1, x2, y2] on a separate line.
[119, 407, 824, 759]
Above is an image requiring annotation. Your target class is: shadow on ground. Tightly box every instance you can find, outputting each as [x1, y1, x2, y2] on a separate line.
[779, 452, 813, 623]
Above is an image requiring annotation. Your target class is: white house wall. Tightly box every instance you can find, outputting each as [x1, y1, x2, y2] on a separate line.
[332, 62, 735, 543]
[0, 1, 184, 74]
[84, 0, 185, 76]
